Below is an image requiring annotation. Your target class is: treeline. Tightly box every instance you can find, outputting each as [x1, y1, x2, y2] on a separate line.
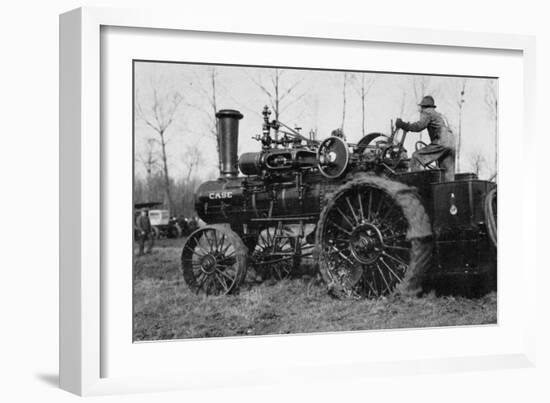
[134, 172, 200, 217]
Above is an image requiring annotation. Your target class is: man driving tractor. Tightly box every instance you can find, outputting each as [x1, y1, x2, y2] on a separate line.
[395, 95, 456, 181]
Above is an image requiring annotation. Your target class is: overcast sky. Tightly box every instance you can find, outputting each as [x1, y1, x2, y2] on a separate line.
[134, 61, 497, 181]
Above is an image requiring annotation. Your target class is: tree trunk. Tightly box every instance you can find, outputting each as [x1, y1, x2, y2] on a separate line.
[274, 69, 280, 140]
[159, 130, 174, 212]
[146, 168, 152, 202]
[457, 105, 462, 172]
[341, 74, 347, 130]
[494, 105, 498, 175]
[361, 90, 366, 136]
[210, 70, 220, 172]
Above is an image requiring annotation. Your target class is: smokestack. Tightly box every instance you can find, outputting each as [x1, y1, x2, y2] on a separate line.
[216, 109, 243, 178]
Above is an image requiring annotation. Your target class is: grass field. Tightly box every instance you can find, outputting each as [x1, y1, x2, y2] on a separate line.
[133, 238, 497, 341]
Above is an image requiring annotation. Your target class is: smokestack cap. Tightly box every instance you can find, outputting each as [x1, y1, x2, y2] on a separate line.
[216, 109, 243, 120]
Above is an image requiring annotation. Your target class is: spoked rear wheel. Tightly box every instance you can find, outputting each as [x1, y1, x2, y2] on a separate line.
[181, 225, 248, 295]
[316, 175, 432, 299]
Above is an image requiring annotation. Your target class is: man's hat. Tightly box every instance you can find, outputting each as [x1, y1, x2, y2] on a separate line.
[418, 95, 436, 108]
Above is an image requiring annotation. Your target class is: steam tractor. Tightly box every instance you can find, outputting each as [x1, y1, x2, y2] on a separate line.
[181, 107, 497, 298]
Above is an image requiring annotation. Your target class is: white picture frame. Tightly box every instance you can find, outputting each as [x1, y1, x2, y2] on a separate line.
[60, 6, 537, 396]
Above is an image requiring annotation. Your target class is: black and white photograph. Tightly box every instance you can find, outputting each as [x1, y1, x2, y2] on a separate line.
[132, 61, 498, 341]
[4, 0, 549, 400]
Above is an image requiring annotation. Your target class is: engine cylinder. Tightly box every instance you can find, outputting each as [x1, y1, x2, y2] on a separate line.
[216, 109, 243, 178]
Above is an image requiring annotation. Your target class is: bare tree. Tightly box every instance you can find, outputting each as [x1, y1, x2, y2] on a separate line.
[249, 68, 306, 134]
[183, 144, 203, 182]
[454, 79, 468, 172]
[468, 151, 486, 177]
[340, 72, 351, 130]
[136, 80, 183, 213]
[192, 67, 221, 170]
[484, 81, 498, 175]
[396, 88, 407, 120]
[137, 138, 159, 201]
[201, 67, 219, 139]
[411, 76, 440, 103]
[351, 73, 376, 136]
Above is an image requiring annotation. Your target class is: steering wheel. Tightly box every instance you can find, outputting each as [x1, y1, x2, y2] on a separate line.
[357, 133, 393, 151]
[355, 133, 392, 162]
[415, 141, 429, 152]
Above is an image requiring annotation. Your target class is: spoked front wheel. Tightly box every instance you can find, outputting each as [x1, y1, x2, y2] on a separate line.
[181, 225, 248, 295]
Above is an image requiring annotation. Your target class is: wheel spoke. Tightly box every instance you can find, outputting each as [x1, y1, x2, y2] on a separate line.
[345, 196, 360, 224]
[273, 264, 290, 280]
[209, 230, 218, 251]
[221, 242, 232, 255]
[370, 270, 380, 296]
[382, 250, 408, 267]
[383, 215, 408, 233]
[214, 272, 229, 292]
[375, 262, 392, 293]
[277, 238, 290, 250]
[374, 191, 386, 218]
[331, 237, 351, 245]
[383, 244, 410, 252]
[357, 193, 365, 221]
[185, 244, 205, 258]
[367, 189, 373, 221]
[204, 276, 216, 295]
[265, 228, 273, 245]
[218, 233, 226, 253]
[191, 264, 203, 277]
[379, 203, 399, 224]
[327, 220, 352, 236]
[204, 232, 214, 251]
[259, 232, 269, 248]
[212, 230, 219, 252]
[196, 271, 208, 287]
[380, 257, 404, 282]
[330, 246, 355, 266]
[216, 269, 235, 282]
[195, 244, 211, 257]
[364, 273, 378, 297]
[335, 206, 355, 229]
[271, 228, 280, 254]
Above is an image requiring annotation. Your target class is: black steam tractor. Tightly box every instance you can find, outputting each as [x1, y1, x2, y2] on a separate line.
[181, 107, 497, 298]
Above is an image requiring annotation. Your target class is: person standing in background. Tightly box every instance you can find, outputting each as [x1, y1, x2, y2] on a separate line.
[136, 209, 154, 256]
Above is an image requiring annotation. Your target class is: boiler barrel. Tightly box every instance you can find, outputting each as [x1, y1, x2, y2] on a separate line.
[195, 177, 326, 226]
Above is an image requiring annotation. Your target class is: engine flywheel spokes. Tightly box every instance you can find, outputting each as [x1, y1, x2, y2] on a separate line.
[318, 182, 416, 298]
[252, 227, 299, 281]
[181, 226, 247, 295]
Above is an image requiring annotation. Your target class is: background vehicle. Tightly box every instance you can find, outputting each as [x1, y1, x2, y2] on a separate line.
[134, 202, 183, 239]
[181, 107, 497, 298]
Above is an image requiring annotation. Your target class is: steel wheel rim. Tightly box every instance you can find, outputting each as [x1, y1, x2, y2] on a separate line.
[182, 228, 239, 295]
[321, 185, 411, 297]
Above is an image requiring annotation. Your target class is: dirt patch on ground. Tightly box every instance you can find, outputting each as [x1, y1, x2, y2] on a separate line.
[133, 241, 496, 341]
